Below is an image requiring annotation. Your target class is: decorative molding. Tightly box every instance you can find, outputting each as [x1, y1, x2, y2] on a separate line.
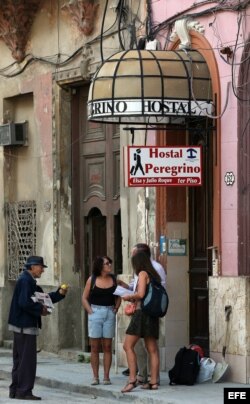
[0, 0, 42, 62]
[170, 18, 205, 49]
[83, 156, 106, 201]
[61, 0, 99, 36]
[80, 45, 93, 79]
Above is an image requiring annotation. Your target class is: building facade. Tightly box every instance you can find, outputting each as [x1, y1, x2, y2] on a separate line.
[0, 0, 249, 384]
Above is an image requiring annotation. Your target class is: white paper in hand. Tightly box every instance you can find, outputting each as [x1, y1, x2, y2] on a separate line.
[31, 292, 54, 313]
[113, 286, 134, 297]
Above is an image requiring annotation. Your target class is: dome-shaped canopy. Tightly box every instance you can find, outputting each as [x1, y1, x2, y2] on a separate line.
[88, 49, 213, 125]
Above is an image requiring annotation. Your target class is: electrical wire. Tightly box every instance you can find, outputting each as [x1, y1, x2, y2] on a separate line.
[151, 0, 250, 37]
[238, 115, 250, 194]
[146, 0, 153, 39]
[100, 0, 110, 63]
[239, 115, 250, 147]
[0, 1, 249, 78]
[0, 47, 84, 78]
[117, 0, 126, 50]
[0, 0, 121, 76]
[231, 13, 250, 102]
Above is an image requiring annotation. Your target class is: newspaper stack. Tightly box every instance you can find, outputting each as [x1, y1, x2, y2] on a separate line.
[31, 292, 54, 313]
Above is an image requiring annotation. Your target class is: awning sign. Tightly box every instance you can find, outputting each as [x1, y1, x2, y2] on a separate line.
[89, 99, 214, 120]
[124, 146, 202, 187]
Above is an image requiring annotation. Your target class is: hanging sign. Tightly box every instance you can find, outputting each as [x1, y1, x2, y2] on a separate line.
[124, 146, 202, 187]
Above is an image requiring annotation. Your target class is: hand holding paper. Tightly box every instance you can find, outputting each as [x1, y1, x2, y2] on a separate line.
[113, 285, 134, 297]
[31, 292, 54, 313]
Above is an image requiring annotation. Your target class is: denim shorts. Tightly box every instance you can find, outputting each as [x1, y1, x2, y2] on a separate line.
[88, 305, 116, 339]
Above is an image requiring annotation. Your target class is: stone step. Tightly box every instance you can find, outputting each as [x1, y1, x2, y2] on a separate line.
[1, 343, 116, 366]
[58, 348, 116, 365]
[58, 348, 91, 363]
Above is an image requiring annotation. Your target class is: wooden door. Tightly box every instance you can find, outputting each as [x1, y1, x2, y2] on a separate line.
[72, 85, 121, 282]
[84, 209, 107, 275]
[189, 124, 213, 355]
[156, 123, 213, 356]
[72, 85, 121, 351]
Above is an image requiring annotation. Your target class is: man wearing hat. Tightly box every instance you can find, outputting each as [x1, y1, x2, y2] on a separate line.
[8, 256, 68, 400]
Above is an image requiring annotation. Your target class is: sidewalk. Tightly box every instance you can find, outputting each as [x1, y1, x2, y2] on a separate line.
[0, 347, 247, 404]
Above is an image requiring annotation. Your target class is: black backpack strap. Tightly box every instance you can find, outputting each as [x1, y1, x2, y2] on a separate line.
[111, 273, 117, 286]
[145, 270, 161, 285]
[90, 275, 96, 290]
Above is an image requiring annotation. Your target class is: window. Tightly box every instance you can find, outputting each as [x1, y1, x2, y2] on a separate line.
[6, 201, 36, 280]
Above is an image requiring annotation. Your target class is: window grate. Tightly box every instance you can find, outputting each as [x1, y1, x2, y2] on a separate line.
[5, 201, 36, 280]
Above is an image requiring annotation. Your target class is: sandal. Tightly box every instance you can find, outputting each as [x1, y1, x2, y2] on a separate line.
[103, 378, 112, 385]
[91, 378, 100, 385]
[141, 382, 158, 390]
[136, 375, 146, 384]
[121, 380, 138, 393]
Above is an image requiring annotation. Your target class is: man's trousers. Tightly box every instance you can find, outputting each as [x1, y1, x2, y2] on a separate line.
[9, 332, 37, 397]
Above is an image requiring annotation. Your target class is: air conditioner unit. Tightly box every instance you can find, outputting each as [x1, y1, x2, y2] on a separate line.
[0, 121, 28, 146]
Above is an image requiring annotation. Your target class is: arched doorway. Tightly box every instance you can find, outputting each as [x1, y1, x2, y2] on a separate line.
[71, 85, 122, 350]
[156, 32, 221, 355]
[84, 207, 107, 279]
[83, 208, 122, 279]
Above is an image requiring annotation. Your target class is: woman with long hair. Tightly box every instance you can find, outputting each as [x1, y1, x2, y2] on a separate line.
[82, 256, 121, 385]
[121, 251, 161, 393]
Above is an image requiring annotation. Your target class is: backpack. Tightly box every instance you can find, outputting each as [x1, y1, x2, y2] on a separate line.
[141, 273, 169, 318]
[169, 347, 200, 385]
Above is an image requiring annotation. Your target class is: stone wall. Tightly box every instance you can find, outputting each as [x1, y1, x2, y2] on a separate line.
[209, 276, 250, 383]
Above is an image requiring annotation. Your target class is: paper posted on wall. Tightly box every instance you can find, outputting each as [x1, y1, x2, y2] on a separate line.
[31, 292, 54, 313]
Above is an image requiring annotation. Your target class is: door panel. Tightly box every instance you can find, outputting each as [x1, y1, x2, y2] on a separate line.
[189, 126, 213, 355]
[72, 85, 122, 351]
[156, 125, 213, 356]
[78, 86, 121, 274]
[84, 210, 107, 279]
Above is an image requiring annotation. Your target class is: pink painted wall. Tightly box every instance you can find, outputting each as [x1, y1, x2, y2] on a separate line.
[151, 0, 250, 276]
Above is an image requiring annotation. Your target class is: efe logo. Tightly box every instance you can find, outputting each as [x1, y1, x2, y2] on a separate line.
[224, 388, 250, 403]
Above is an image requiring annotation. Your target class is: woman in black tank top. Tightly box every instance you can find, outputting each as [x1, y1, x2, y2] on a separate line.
[82, 256, 121, 386]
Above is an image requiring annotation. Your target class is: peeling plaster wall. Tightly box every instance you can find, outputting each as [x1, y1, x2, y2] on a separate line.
[0, 0, 148, 352]
[0, 0, 89, 351]
[119, 129, 163, 366]
[209, 276, 250, 383]
[120, 129, 150, 271]
[1, 76, 55, 274]
[0, 149, 4, 290]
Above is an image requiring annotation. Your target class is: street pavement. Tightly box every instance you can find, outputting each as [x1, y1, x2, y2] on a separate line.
[0, 378, 118, 404]
[0, 347, 248, 403]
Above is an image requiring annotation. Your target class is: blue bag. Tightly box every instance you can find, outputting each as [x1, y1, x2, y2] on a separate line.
[141, 274, 169, 318]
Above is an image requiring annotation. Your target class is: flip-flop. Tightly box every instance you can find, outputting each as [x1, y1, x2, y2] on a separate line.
[136, 375, 145, 384]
